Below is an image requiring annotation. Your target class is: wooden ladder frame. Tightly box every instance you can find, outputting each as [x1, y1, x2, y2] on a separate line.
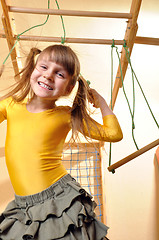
[1, 0, 159, 103]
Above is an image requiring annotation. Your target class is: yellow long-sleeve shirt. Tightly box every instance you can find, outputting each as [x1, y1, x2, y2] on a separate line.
[0, 97, 122, 196]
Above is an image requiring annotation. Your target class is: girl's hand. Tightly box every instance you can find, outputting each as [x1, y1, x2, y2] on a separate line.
[88, 88, 114, 117]
[88, 88, 105, 108]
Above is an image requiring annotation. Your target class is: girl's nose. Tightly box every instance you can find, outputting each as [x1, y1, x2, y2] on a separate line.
[43, 73, 54, 81]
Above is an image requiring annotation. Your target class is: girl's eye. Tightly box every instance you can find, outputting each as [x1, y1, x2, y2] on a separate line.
[40, 65, 47, 70]
[57, 72, 64, 78]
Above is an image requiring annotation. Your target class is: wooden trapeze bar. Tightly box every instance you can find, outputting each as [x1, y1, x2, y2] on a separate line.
[8, 6, 132, 19]
[108, 138, 159, 173]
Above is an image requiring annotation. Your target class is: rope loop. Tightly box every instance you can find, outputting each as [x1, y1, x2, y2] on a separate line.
[16, 35, 20, 41]
[61, 37, 65, 45]
[123, 39, 127, 48]
[111, 39, 115, 48]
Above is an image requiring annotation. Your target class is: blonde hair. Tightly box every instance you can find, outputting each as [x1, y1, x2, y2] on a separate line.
[0, 44, 98, 140]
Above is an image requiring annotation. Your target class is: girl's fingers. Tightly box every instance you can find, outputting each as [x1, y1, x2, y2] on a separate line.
[88, 88, 100, 108]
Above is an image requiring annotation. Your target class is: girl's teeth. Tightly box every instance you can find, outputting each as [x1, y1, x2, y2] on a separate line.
[38, 82, 53, 90]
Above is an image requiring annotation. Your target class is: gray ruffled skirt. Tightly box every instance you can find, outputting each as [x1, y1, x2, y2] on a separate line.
[0, 174, 109, 240]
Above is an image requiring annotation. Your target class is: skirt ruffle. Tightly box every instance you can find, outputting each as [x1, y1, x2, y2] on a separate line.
[0, 174, 108, 240]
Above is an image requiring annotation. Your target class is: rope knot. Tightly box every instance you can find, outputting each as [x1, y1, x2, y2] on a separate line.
[61, 37, 65, 45]
[111, 39, 115, 48]
[123, 39, 127, 48]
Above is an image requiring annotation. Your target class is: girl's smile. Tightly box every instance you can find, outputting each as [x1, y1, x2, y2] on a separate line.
[38, 81, 53, 91]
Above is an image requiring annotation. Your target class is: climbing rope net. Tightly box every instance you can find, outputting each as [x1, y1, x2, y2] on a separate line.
[62, 142, 103, 222]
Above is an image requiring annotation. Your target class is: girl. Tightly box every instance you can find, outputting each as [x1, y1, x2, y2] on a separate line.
[0, 44, 123, 240]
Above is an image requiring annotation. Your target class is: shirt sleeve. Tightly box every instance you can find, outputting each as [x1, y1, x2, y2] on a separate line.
[0, 97, 12, 123]
[83, 114, 123, 142]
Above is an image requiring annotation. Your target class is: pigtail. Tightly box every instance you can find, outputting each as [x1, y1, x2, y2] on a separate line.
[0, 47, 41, 101]
[71, 76, 94, 140]
[71, 76, 89, 118]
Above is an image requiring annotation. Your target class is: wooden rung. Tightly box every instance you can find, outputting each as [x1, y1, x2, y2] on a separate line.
[108, 139, 159, 172]
[0, 31, 125, 45]
[1, 31, 159, 47]
[16, 35, 125, 45]
[135, 36, 159, 46]
[8, 6, 132, 19]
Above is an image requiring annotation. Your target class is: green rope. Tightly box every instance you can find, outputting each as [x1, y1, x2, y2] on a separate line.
[3, 0, 67, 66]
[113, 43, 139, 150]
[109, 40, 159, 171]
[123, 44, 159, 130]
[55, 0, 66, 44]
[109, 41, 114, 167]
[109, 39, 138, 172]
[3, 0, 67, 65]
[110, 41, 114, 111]
[3, 0, 51, 65]
[109, 40, 139, 171]
[123, 42, 138, 148]
[3, 40, 19, 65]
[17, 0, 50, 40]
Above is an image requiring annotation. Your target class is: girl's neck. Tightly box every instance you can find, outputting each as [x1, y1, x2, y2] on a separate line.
[27, 96, 56, 113]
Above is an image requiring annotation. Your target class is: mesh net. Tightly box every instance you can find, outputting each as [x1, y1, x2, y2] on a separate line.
[63, 142, 103, 221]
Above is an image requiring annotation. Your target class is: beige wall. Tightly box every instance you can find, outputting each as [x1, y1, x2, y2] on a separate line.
[0, 0, 159, 239]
